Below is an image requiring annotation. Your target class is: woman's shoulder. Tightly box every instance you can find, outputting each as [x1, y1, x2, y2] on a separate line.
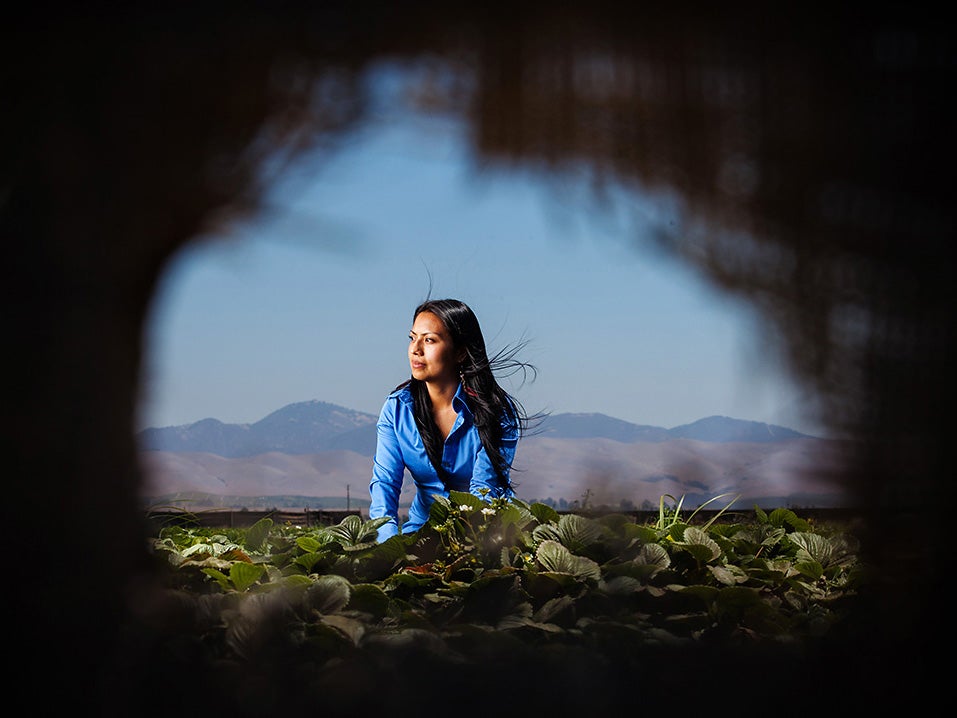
[377, 383, 413, 424]
[385, 382, 414, 405]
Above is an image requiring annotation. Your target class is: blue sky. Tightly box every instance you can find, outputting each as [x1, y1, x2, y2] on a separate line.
[137, 65, 822, 437]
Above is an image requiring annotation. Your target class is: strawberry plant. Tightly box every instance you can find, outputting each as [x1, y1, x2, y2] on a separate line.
[142, 491, 864, 701]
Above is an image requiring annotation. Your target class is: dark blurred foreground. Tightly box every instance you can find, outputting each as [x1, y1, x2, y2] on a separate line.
[3, 3, 953, 712]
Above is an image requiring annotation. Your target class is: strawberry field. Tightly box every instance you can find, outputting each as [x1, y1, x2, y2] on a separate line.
[138, 492, 865, 712]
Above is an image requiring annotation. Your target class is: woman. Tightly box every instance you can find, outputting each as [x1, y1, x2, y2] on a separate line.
[368, 298, 533, 542]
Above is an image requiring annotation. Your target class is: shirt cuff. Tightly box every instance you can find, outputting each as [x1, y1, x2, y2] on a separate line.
[377, 520, 400, 543]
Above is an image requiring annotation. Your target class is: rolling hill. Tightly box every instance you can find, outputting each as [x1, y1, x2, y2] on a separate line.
[138, 401, 849, 509]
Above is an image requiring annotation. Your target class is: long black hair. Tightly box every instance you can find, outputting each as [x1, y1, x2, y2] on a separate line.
[396, 298, 537, 487]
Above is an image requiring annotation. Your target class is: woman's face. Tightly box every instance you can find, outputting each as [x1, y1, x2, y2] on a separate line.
[409, 311, 463, 385]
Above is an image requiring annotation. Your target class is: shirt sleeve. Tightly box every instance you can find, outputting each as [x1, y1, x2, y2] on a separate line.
[369, 397, 405, 542]
[468, 414, 518, 500]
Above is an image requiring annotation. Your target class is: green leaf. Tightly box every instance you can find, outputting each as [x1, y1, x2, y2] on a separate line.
[789, 532, 834, 566]
[294, 551, 324, 573]
[347, 583, 392, 618]
[229, 562, 265, 592]
[281, 574, 314, 589]
[303, 621, 356, 657]
[713, 585, 767, 615]
[532, 514, 603, 554]
[708, 564, 747, 586]
[635, 542, 671, 569]
[674, 526, 722, 563]
[182, 543, 215, 559]
[448, 490, 485, 511]
[201, 567, 231, 590]
[297, 536, 322, 553]
[760, 526, 788, 547]
[462, 573, 526, 624]
[793, 559, 824, 580]
[528, 502, 561, 525]
[326, 514, 380, 548]
[602, 575, 642, 594]
[629, 525, 660, 544]
[745, 557, 795, 586]
[534, 595, 576, 624]
[535, 540, 601, 581]
[666, 523, 688, 542]
[501, 502, 538, 530]
[319, 614, 366, 645]
[494, 504, 525, 528]
[304, 574, 352, 614]
[221, 547, 254, 563]
[354, 534, 412, 582]
[427, 494, 452, 525]
[495, 602, 535, 630]
[679, 584, 721, 606]
[534, 571, 583, 590]
[769, 508, 810, 531]
[342, 540, 379, 553]
[244, 517, 273, 551]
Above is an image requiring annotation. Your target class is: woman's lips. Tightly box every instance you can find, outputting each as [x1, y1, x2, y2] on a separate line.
[411, 361, 425, 369]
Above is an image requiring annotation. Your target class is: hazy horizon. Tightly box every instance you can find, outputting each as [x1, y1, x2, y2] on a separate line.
[139, 396, 820, 437]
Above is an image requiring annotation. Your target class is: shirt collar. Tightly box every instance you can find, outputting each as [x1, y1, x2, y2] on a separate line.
[394, 381, 473, 417]
[452, 382, 474, 417]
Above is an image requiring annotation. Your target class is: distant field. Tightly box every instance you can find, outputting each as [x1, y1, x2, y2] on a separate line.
[144, 493, 373, 511]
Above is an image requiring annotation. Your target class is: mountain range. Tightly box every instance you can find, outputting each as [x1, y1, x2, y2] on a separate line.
[137, 400, 812, 457]
[137, 400, 851, 509]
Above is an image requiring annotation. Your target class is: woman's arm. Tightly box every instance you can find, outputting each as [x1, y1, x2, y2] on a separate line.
[368, 398, 406, 541]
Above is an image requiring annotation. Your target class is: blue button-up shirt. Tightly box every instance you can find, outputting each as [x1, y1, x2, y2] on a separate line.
[368, 382, 517, 542]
